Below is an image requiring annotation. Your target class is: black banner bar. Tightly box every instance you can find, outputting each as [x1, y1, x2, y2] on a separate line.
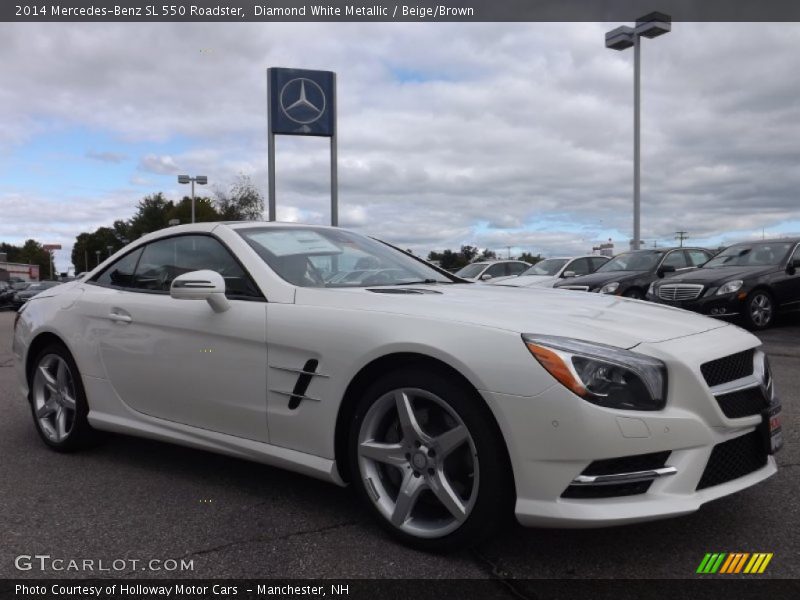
[3, 1, 800, 22]
[2, 579, 800, 600]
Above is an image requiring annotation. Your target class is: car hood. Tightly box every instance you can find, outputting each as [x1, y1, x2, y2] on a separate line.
[660, 265, 774, 285]
[296, 284, 729, 349]
[554, 270, 645, 288]
[492, 275, 558, 288]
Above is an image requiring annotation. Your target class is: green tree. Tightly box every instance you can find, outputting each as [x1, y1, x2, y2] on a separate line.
[127, 192, 175, 240]
[71, 227, 128, 273]
[167, 196, 219, 225]
[214, 174, 264, 220]
[17, 239, 52, 280]
[479, 248, 497, 260]
[517, 252, 543, 265]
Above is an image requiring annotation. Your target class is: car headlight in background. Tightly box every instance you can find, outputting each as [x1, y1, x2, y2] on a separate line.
[522, 334, 667, 411]
[647, 282, 656, 296]
[599, 282, 619, 294]
[716, 280, 743, 295]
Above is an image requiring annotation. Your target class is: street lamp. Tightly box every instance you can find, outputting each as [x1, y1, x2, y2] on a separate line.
[95, 250, 101, 267]
[177, 174, 208, 223]
[106, 245, 113, 257]
[605, 12, 671, 250]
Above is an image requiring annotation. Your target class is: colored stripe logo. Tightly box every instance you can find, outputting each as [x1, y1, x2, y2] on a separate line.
[697, 553, 773, 574]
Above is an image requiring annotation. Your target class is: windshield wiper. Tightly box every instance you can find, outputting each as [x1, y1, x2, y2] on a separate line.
[390, 279, 443, 285]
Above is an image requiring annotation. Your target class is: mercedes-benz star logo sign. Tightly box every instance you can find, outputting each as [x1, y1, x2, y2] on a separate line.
[279, 78, 326, 125]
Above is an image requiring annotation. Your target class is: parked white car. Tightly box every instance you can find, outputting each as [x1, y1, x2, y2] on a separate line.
[13, 222, 782, 550]
[453, 259, 530, 281]
[491, 255, 610, 287]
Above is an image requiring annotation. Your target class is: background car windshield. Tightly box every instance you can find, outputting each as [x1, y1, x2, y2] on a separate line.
[704, 242, 793, 268]
[454, 263, 488, 278]
[597, 252, 662, 272]
[239, 227, 454, 287]
[521, 258, 568, 276]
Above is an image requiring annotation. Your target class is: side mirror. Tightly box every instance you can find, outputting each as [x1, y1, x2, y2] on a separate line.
[788, 258, 800, 274]
[480, 274, 493, 281]
[170, 270, 230, 313]
[562, 271, 576, 278]
[657, 265, 676, 278]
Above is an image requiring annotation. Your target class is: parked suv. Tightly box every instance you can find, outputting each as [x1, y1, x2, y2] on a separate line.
[553, 247, 713, 299]
[648, 239, 800, 330]
[454, 260, 530, 281]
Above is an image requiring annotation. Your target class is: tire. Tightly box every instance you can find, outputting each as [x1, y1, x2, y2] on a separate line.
[29, 343, 98, 452]
[623, 288, 643, 300]
[348, 366, 514, 551]
[744, 290, 775, 330]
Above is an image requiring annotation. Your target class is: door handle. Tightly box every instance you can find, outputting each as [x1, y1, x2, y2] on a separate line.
[108, 310, 132, 323]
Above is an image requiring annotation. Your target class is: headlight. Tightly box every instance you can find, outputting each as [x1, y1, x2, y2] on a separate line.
[599, 282, 619, 294]
[522, 334, 667, 411]
[647, 282, 656, 296]
[716, 280, 743, 295]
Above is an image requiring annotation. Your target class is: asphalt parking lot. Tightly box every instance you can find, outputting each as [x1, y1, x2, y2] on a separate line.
[0, 311, 798, 582]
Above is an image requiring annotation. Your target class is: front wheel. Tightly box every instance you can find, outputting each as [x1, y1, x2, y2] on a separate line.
[744, 290, 774, 330]
[29, 343, 98, 451]
[348, 367, 513, 551]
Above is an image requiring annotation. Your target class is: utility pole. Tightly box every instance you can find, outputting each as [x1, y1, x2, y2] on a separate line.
[675, 231, 689, 247]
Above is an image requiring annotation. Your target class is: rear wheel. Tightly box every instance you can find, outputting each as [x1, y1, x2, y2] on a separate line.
[348, 367, 513, 551]
[29, 343, 97, 451]
[744, 290, 774, 330]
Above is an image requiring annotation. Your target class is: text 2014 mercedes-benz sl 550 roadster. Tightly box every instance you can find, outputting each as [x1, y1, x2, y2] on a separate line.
[13, 222, 783, 550]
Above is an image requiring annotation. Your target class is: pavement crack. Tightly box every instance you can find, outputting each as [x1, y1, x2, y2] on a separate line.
[471, 547, 536, 600]
[118, 519, 360, 576]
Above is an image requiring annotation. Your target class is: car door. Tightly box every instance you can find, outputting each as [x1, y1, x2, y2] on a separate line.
[81, 234, 268, 442]
[566, 257, 592, 276]
[772, 244, 800, 310]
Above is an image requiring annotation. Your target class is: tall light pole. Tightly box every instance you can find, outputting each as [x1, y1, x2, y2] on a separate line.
[177, 175, 208, 223]
[605, 12, 671, 250]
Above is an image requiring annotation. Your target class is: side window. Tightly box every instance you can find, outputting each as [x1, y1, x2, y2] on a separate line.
[507, 262, 527, 275]
[792, 245, 800, 263]
[485, 264, 506, 278]
[568, 258, 592, 276]
[589, 257, 609, 272]
[686, 250, 710, 267]
[662, 251, 688, 269]
[132, 235, 262, 299]
[94, 248, 143, 288]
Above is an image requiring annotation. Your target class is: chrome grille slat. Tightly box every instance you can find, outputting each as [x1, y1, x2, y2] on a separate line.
[657, 283, 704, 301]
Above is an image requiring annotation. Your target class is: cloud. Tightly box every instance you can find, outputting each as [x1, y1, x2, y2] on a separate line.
[85, 150, 127, 163]
[1, 21, 799, 272]
[137, 154, 180, 175]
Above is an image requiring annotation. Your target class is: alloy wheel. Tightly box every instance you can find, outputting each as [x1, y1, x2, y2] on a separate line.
[32, 354, 77, 443]
[750, 293, 773, 328]
[357, 388, 480, 538]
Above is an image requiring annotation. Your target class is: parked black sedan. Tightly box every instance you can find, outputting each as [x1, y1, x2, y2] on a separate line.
[647, 238, 800, 330]
[0, 281, 31, 309]
[553, 247, 713, 299]
[8, 280, 62, 311]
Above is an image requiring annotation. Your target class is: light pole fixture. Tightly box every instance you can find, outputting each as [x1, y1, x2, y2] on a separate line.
[177, 174, 208, 223]
[94, 250, 101, 267]
[605, 11, 671, 250]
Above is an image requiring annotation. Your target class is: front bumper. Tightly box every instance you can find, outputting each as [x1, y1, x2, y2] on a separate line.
[647, 291, 744, 318]
[481, 325, 778, 528]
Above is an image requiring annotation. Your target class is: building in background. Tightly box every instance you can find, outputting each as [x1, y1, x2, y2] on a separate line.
[592, 239, 615, 257]
[0, 254, 40, 282]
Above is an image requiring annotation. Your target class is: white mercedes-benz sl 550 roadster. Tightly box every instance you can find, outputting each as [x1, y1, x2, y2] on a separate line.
[13, 222, 782, 550]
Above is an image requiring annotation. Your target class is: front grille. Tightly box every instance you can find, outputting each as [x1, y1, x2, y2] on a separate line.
[715, 387, 769, 419]
[658, 283, 704, 301]
[701, 349, 755, 387]
[696, 431, 767, 490]
[561, 451, 671, 499]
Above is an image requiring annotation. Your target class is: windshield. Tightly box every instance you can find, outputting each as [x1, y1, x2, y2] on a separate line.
[454, 263, 488, 278]
[704, 242, 793, 268]
[238, 227, 454, 287]
[520, 258, 568, 277]
[597, 251, 663, 272]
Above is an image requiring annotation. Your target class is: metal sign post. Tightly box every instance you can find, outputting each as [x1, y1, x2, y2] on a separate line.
[267, 67, 337, 225]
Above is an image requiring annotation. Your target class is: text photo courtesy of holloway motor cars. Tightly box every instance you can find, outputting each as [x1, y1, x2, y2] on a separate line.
[1, 2, 800, 599]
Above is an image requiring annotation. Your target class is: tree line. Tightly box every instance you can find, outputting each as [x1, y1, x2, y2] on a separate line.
[427, 245, 543, 271]
[72, 174, 264, 273]
[0, 240, 52, 280]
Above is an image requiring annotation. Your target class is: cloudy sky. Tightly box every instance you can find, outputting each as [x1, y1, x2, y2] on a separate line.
[1, 21, 799, 272]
